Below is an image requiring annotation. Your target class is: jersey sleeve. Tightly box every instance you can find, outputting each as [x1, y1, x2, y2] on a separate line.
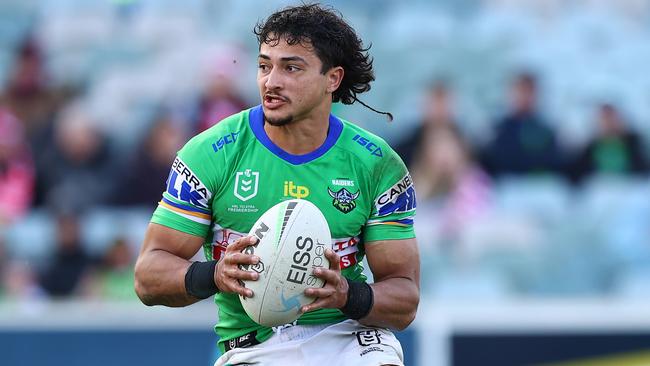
[363, 147, 416, 243]
[150, 138, 216, 238]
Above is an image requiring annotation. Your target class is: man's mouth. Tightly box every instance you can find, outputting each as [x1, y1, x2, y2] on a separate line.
[265, 94, 288, 103]
[264, 94, 288, 108]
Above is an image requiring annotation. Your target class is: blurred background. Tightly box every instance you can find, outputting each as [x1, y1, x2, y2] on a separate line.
[1, 0, 649, 365]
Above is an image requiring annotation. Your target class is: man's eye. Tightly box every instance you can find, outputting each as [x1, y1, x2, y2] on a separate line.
[258, 64, 269, 71]
[287, 65, 300, 72]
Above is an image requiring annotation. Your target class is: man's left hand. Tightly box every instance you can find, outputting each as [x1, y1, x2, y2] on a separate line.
[301, 249, 349, 313]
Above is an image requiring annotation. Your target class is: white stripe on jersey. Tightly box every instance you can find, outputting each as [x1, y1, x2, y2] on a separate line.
[160, 205, 211, 225]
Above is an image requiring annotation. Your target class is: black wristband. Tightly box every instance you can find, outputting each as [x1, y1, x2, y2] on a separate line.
[184, 261, 219, 299]
[340, 278, 374, 320]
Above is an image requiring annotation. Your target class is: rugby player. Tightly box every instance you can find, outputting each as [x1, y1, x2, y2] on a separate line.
[135, 4, 419, 365]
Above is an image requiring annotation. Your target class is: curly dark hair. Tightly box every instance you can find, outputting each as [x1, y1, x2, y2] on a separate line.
[254, 3, 374, 105]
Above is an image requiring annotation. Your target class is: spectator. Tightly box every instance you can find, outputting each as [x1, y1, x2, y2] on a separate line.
[38, 213, 93, 297]
[411, 121, 492, 239]
[112, 113, 186, 207]
[0, 105, 34, 225]
[35, 102, 116, 212]
[480, 72, 564, 178]
[570, 103, 648, 183]
[193, 50, 249, 133]
[395, 80, 467, 168]
[406, 82, 492, 242]
[4, 37, 73, 141]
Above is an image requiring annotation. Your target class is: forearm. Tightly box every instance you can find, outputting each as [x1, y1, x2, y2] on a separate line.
[134, 249, 200, 307]
[359, 277, 419, 331]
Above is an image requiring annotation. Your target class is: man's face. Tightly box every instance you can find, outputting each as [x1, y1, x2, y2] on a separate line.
[257, 37, 333, 126]
[512, 80, 536, 113]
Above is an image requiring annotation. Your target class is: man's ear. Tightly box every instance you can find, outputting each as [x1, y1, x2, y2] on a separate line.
[326, 66, 344, 94]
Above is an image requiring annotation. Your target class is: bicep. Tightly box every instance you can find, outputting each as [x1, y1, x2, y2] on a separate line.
[140, 222, 205, 260]
[364, 238, 419, 284]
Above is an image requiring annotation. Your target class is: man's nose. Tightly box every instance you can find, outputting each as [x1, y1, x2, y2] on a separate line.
[265, 68, 282, 90]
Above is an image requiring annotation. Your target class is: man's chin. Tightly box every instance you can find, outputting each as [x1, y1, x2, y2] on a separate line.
[263, 112, 293, 127]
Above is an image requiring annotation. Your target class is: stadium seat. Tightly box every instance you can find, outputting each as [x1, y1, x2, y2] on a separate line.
[493, 176, 571, 228]
[4, 209, 56, 265]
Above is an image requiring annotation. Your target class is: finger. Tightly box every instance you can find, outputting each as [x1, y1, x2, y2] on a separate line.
[227, 279, 254, 298]
[304, 286, 335, 298]
[225, 252, 260, 265]
[301, 298, 332, 313]
[228, 236, 260, 252]
[312, 267, 340, 284]
[324, 249, 340, 271]
[226, 267, 260, 281]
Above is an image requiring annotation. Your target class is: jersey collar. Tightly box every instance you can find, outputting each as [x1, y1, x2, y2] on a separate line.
[249, 105, 343, 165]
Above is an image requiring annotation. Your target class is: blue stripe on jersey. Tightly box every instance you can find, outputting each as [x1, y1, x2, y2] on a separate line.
[249, 105, 343, 165]
[162, 197, 211, 214]
[379, 218, 414, 225]
[369, 218, 414, 226]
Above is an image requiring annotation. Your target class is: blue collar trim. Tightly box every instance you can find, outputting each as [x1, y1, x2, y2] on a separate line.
[249, 105, 343, 165]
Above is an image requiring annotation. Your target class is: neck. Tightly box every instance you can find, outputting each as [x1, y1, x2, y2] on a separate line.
[264, 101, 332, 155]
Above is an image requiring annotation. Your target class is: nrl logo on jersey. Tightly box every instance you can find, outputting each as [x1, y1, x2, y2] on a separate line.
[328, 187, 360, 214]
[234, 169, 259, 201]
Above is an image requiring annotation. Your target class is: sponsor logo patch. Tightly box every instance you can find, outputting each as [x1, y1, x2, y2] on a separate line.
[328, 187, 360, 214]
[166, 156, 212, 209]
[234, 169, 259, 201]
[224, 330, 260, 351]
[332, 236, 360, 269]
[283, 181, 310, 199]
[339, 253, 358, 269]
[375, 174, 416, 216]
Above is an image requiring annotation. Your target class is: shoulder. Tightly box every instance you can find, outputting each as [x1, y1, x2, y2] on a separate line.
[182, 109, 252, 153]
[174, 109, 253, 186]
[335, 118, 401, 166]
[335, 118, 410, 198]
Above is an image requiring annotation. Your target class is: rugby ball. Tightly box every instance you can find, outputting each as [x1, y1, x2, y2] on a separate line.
[239, 199, 331, 327]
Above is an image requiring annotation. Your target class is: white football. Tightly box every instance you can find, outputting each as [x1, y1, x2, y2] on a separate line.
[239, 199, 331, 327]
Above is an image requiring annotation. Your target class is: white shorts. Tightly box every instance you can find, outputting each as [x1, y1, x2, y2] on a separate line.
[214, 319, 404, 366]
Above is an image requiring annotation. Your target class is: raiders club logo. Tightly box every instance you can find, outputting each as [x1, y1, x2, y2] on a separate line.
[328, 187, 360, 214]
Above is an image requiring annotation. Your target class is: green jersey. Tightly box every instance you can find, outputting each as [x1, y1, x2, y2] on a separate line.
[150, 106, 416, 352]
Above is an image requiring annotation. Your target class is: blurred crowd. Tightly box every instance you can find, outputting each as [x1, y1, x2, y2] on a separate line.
[1, 0, 649, 303]
[0, 33, 251, 301]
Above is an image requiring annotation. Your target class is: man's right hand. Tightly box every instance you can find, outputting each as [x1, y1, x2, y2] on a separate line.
[214, 236, 260, 298]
